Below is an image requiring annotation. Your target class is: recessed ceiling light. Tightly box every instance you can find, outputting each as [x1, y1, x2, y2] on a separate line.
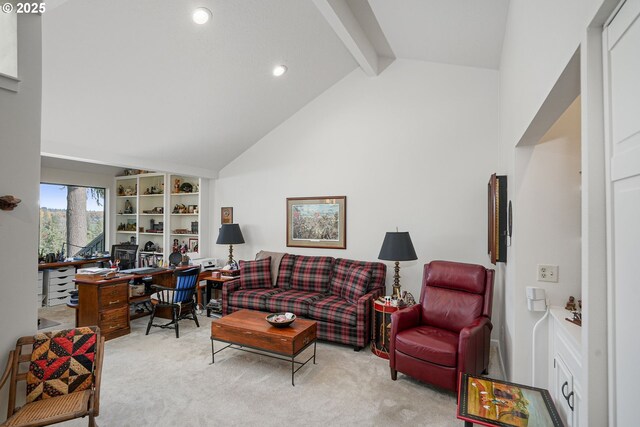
[192, 7, 212, 25]
[273, 65, 288, 77]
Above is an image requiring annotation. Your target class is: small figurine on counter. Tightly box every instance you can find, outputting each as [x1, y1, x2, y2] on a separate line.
[565, 296, 577, 311]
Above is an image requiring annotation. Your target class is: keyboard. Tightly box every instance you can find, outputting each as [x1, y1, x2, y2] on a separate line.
[120, 267, 166, 275]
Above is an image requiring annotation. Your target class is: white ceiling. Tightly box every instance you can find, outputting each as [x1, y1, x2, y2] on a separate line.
[40, 1, 510, 177]
[368, 0, 509, 69]
[41, 0, 357, 178]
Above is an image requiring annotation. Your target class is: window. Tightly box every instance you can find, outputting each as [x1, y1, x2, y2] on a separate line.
[39, 183, 106, 259]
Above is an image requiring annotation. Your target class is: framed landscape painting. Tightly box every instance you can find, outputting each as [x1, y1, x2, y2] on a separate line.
[286, 196, 346, 249]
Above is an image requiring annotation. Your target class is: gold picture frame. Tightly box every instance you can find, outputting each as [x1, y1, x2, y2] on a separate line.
[286, 196, 346, 249]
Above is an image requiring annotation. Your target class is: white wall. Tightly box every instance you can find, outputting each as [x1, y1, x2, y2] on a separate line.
[0, 14, 42, 420]
[213, 58, 501, 329]
[513, 97, 582, 386]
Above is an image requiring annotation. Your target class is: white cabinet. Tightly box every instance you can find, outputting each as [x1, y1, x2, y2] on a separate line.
[37, 270, 44, 307]
[549, 307, 582, 426]
[45, 267, 76, 306]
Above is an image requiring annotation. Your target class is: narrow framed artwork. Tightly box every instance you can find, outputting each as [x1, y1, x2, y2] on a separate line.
[188, 238, 199, 253]
[221, 207, 233, 224]
[286, 196, 346, 249]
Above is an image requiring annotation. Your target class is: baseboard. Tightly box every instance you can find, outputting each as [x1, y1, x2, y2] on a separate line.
[491, 338, 507, 380]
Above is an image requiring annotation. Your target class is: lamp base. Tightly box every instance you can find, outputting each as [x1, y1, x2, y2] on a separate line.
[392, 261, 402, 299]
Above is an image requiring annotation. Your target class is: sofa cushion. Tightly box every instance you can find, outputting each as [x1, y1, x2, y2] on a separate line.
[265, 290, 324, 317]
[395, 325, 458, 367]
[290, 256, 334, 292]
[308, 295, 357, 326]
[239, 258, 272, 289]
[329, 259, 386, 295]
[340, 266, 371, 303]
[275, 254, 296, 288]
[228, 288, 281, 311]
[255, 251, 286, 287]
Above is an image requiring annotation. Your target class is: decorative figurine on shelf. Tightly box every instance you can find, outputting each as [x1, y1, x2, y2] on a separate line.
[565, 296, 577, 311]
[124, 199, 133, 214]
[118, 185, 125, 196]
[174, 179, 180, 193]
[130, 236, 136, 245]
[117, 222, 126, 231]
[172, 238, 179, 253]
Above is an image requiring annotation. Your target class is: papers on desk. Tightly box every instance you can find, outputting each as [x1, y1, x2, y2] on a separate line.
[77, 267, 113, 276]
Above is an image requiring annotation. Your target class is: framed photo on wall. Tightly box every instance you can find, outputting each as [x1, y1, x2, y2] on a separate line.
[221, 207, 233, 224]
[286, 196, 346, 249]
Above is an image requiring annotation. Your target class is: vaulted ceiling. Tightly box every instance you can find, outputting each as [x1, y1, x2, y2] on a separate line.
[40, 0, 509, 178]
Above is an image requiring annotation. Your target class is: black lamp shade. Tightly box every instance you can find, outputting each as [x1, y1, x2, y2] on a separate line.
[378, 232, 417, 261]
[216, 224, 245, 245]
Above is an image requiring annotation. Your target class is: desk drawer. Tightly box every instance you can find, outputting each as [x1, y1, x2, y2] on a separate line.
[48, 296, 68, 306]
[49, 281, 75, 293]
[99, 306, 128, 332]
[49, 268, 74, 278]
[99, 284, 128, 309]
[50, 276, 75, 286]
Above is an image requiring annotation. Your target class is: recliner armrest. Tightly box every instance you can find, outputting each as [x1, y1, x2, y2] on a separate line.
[458, 316, 493, 376]
[391, 304, 421, 335]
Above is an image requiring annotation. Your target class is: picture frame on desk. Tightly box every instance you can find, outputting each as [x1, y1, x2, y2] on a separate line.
[188, 238, 198, 253]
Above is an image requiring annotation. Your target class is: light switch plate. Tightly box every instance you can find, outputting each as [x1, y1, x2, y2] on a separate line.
[537, 264, 559, 282]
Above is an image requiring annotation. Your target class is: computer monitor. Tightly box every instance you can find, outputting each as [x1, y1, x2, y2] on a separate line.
[111, 244, 138, 270]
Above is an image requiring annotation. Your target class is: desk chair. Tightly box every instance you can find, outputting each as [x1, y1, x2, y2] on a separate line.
[110, 244, 138, 270]
[145, 267, 201, 338]
[0, 327, 104, 427]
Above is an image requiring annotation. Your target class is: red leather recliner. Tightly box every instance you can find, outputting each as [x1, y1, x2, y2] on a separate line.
[389, 260, 494, 392]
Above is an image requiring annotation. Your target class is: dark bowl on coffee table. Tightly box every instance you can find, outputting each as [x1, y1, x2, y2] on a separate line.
[266, 313, 296, 328]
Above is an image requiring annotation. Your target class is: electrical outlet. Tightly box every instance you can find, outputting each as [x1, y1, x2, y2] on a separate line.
[537, 264, 559, 282]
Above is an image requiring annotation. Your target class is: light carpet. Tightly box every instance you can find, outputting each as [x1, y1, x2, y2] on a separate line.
[36, 306, 502, 427]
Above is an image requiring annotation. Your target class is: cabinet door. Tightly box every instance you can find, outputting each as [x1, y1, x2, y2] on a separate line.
[605, 1, 640, 425]
[554, 356, 574, 427]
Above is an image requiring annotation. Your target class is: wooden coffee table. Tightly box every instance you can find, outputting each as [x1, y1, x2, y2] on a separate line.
[210, 309, 317, 386]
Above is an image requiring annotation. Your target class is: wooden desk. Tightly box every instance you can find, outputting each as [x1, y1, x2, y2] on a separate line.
[38, 257, 110, 270]
[74, 274, 134, 341]
[74, 267, 189, 339]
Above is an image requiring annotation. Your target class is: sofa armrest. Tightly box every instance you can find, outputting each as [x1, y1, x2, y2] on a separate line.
[458, 316, 492, 376]
[353, 287, 382, 348]
[221, 278, 241, 315]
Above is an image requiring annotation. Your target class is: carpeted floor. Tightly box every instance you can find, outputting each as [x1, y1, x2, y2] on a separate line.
[38, 305, 503, 427]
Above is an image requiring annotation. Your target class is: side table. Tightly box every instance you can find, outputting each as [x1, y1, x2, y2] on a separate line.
[200, 273, 237, 317]
[371, 299, 399, 359]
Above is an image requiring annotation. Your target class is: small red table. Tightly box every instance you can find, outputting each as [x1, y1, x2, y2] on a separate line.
[371, 299, 399, 359]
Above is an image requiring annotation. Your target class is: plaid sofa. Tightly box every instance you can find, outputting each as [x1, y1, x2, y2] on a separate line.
[222, 254, 387, 349]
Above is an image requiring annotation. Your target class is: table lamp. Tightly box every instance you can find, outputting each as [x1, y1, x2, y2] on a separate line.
[378, 231, 418, 299]
[216, 223, 245, 268]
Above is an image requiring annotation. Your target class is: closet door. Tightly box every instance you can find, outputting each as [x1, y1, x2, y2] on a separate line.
[604, 1, 640, 425]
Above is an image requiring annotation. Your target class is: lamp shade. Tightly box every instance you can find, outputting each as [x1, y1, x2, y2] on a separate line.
[378, 232, 417, 261]
[216, 224, 245, 245]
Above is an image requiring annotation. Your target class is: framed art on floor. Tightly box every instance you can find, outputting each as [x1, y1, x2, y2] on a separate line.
[286, 196, 346, 249]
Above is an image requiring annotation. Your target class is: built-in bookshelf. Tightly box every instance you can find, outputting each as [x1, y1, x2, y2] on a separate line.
[114, 172, 202, 267]
[169, 174, 201, 258]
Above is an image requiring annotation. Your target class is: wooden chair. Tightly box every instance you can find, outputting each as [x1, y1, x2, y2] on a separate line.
[0, 326, 104, 427]
[145, 266, 201, 338]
